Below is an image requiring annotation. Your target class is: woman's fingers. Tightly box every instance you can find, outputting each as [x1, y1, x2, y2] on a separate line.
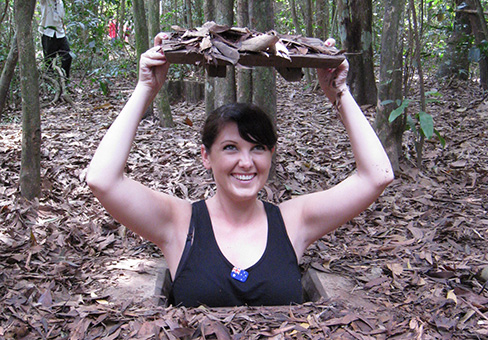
[324, 38, 336, 48]
[141, 45, 167, 65]
[154, 32, 170, 47]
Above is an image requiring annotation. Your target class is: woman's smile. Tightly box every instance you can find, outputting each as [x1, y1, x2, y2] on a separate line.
[231, 173, 257, 184]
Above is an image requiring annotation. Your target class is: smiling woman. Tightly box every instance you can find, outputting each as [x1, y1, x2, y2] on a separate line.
[86, 32, 394, 308]
[200, 103, 276, 205]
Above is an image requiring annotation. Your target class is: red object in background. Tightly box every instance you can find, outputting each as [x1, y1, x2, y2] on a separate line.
[109, 20, 117, 39]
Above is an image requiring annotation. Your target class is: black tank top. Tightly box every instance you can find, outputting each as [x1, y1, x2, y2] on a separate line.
[169, 200, 303, 307]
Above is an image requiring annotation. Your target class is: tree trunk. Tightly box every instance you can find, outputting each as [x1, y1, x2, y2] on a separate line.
[436, 0, 471, 80]
[204, 0, 216, 115]
[184, 0, 193, 28]
[375, 0, 406, 173]
[194, 0, 204, 26]
[409, 0, 427, 168]
[249, 0, 276, 178]
[301, 0, 314, 83]
[14, 0, 41, 200]
[147, 0, 160, 41]
[0, 32, 18, 118]
[330, 1, 338, 38]
[304, 0, 313, 37]
[315, 0, 328, 40]
[133, 0, 151, 116]
[465, 0, 488, 89]
[249, 0, 276, 119]
[148, 0, 174, 127]
[118, 0, 126, 40]
[133, 0, 150, 65]
[214, 0, 236, 108]
[337, 0, 377, 106]
[290, 0, 301, 35]
[204, 0, 215, 25]
[236, 0, 252, 103]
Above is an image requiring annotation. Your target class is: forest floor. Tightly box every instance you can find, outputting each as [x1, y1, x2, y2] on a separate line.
[1, 72, 488, 339]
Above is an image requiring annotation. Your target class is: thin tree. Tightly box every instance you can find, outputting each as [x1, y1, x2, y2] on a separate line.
[304, 0, 313, 37]
[147, 0, 173, 127]
[337, 0, 377, 106]
[14, 0, 41, 199]
[465, 0, 488, 89]
[118, 0, 126, 41]
[204, 0, 216, 115]
[0, 32, 18, 118]
[290, 0, 301, 35]
[374, 0, 406, 173]
[214, 0, 236, 108]
[409, 0, 428, 168]
[133, 0, 150, 116]
[133, 0, 150, 66]
[194, 0, 204, 26]
[249, 0, 276, 120]
[437, 0, 471, 80]
[315, 0, 328, 40]
[184, 0, 193, 28]
[236, 0, 251, 103]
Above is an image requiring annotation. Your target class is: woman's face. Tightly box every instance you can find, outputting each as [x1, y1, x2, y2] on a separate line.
[201, 122, 274, 202]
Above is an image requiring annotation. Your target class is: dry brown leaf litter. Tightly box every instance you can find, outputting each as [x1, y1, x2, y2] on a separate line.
[0, 75, 487, 339]
[161, 21, 344, 72]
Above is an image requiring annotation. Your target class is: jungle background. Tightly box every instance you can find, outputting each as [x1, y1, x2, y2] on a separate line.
[1, 0, 488, 338]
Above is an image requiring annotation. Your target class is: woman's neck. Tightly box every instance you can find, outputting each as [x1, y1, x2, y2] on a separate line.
[207, 194, 262, 227]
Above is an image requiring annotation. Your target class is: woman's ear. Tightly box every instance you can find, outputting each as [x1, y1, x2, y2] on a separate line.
[201, 144, 211, 170]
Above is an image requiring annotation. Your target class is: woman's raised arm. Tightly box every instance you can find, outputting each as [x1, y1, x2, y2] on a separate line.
[281, 55, 394, 259]
[86, 34, 191, 265]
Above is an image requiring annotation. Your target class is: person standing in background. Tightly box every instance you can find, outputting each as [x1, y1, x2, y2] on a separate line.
[109, 19, 118, 44]
[38, 0, 72, 78]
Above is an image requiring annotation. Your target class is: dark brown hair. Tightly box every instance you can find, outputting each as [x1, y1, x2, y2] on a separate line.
[202, 103, 277, 151]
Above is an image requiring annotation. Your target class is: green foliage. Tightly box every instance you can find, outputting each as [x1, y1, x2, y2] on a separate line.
[59, 0, 137, 93]
[275, 0, 300, 34]
[385, 90, 445, 147]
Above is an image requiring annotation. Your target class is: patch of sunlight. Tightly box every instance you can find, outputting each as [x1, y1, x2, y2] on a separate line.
[102, 258, 168, 303]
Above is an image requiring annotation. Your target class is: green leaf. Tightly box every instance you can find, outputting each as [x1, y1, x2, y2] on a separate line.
[435, 129, 446, 147]
[425, 90, 442, 97]
[425, 90, 442, 103]
[381, 99, 394, 106]
[419, 111, 434, 139]
[407, 115, 417, 132]
[388, 99, 411, 123]
[389, 106, 404, 122]
[99, 80, 110, 96]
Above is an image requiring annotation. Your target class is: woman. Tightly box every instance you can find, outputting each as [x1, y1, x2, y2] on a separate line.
[86, 33, 394, 307]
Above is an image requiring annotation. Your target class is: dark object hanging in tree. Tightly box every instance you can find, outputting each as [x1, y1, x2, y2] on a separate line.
[159, 21, 346, 81]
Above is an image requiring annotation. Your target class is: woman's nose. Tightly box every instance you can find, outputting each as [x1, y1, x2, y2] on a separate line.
[238, 151, 253, 168]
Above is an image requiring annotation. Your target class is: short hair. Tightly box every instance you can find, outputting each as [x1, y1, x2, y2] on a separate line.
[202, 103, 277, 152]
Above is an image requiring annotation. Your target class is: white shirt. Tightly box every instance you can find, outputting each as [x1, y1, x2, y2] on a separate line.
[38, 0, 66, 38]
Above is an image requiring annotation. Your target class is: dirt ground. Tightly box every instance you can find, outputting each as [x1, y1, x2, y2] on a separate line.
[1, 73, 487, 339]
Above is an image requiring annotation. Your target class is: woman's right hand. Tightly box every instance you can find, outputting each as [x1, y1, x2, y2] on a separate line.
[316, 38, 349, 106]
[138, 33, 171, 95]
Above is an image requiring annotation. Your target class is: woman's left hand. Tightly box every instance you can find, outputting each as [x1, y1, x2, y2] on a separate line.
[137, 33, 171, 95]
[317, 38, 349, 105]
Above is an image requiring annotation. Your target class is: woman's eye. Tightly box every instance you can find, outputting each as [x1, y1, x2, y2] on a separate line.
[223, 145, 237, 151]
[253, 145, 266, 151]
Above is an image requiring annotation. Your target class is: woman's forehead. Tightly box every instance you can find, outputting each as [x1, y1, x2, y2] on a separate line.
[215, 122, 240, 139]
